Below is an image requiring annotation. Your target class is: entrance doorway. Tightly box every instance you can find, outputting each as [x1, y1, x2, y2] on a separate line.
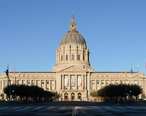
[78, 93, 82, 100]
[64, 93, 68, 99]
[71, 93, 75, 101]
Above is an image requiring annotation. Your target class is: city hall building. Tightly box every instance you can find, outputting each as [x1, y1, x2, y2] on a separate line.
[0, 13, 146, 101]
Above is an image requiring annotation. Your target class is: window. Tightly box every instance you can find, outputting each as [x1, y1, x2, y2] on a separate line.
[72, 55, 74, 60]
[59, 54, 60, 61]
[97, 81, 99, 84]
[61, 55, 63, 61]
[47, 81, 49, 84]
[42, 82, 44, 84]
[78, 93, 82, 99]
[17, 80, 19, 85]
[66, 55, 68, 60]
[78, 55, 80, 60]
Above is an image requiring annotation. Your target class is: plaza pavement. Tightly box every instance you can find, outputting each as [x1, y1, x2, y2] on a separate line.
[0, 102, 146, 116]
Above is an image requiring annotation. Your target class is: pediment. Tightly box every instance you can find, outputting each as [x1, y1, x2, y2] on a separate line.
[58, 65, 86, 73]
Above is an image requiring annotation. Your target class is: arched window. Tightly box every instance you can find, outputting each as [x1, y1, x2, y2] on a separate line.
[78, 93, 82, 99]
[84, 53, 86, 61]
[66, 55, 68, 60]
[71, 93, 75, 100]
[61, 55, 63, 61]
[78, 55, 80, 60]
[72, 54, 74, 60]
[64, 93, 68, 99]
[59, 53, 60, 61]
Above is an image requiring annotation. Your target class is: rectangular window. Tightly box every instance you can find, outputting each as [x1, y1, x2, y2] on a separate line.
[42, 82, 44, 84]
[78, 55, 80, 60]
[27, 81, 30, 84]
[61, 55, 63, 61]
[72, 55, 74, 60]
[83, 52, 85, 61]
[47, 81, 49, 84]
[66, 55, 68, 60]
[17, 80, 19, 85]
[59, 54, 60, 61]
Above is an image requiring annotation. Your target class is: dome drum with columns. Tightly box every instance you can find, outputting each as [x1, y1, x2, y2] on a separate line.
[52, 12, 93, 72]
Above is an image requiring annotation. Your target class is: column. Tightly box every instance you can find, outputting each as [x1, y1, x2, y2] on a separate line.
[55, 80, 56, 90]
[99, 80, 102, 89]
[69, 92, 71, 100]
[76, 93, 78, 100]
[76, 47, 78, 61]
[69, 75, 71, 90]
[87, 73, 90, 90]
[61, 75, 62, 89]
[141, 79, 144, 89]
[30, 79, 32, 86]
[69, 46, 71, 61]
[2, 80, 4, 90]
[76, 75, 78, 90]
[82, 75, 84, 90]
[63, 48, 65, 61]
[35, 80, 37, 86]
[40, 80, 42, 88]
[62, 92, 64, 100]
[62, 75, 64, 90]
[86, 50, 88, 62]
[129, 79, 131, 85]
[105, 80, 106, 86]
[96, 80, 97, 91]
[89, 80, 91, 90]
[21, 80, 23, 85]
[94, 80, 96, 91]
[88, 49, 90, 63]
[44, 80, 47, 91]
[50, 80, 51, 90]
[138, 78, 140, 85]
[85, 74, 87, 89]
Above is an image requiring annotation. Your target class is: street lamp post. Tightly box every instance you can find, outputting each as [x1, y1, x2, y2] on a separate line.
[5, 67, 11, 102]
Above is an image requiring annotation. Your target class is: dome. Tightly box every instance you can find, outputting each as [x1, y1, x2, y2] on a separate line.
[59, 12, 86, 45]
[60, 31, 86, 45]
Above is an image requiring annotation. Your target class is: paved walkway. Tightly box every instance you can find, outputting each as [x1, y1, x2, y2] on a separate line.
[0, 105, 146, 116]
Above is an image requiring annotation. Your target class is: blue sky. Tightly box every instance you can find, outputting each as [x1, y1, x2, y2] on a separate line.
[0, 0, 146, 75]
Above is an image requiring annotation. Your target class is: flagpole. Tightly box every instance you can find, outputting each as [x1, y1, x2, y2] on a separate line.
[14, 65, 16, 85]
[19, 68, 21, 82]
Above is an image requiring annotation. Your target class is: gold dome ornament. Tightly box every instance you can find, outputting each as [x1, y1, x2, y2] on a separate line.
[69, 11, 77, 32]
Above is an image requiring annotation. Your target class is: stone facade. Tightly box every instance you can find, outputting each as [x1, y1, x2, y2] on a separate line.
[0, 13, 146, 101]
